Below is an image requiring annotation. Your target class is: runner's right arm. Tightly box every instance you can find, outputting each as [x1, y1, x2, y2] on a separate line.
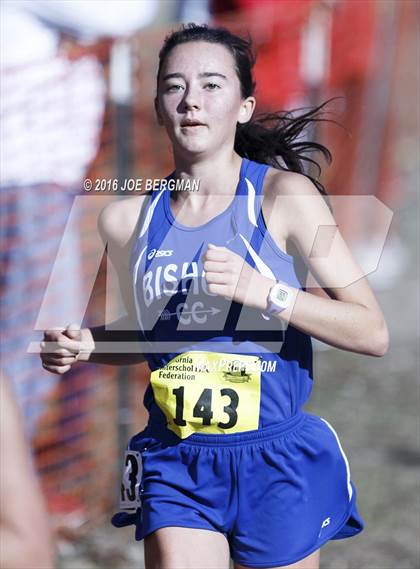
[40, 196, 149, 373]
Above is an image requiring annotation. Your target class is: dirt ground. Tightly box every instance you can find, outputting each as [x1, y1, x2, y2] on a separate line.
[58, 178, 419, 568]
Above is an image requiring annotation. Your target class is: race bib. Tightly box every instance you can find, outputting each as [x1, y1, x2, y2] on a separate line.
[119, 450, 142, 511]
[150, 351, 261, 439]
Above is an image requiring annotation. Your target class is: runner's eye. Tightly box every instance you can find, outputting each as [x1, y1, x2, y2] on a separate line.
[166, 84, 184, 93]
[204, 83, 221, 91]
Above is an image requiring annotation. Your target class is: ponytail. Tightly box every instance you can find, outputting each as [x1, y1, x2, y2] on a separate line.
[235, 99, 338, 196]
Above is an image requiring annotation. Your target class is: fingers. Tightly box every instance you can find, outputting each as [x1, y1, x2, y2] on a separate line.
[40, 350, 76, 374]
[40, 341, 75, 355]
[40, 345, 78, 368]
[40, 337, 80, 355]
[43, 328, 65, 341]
[40, 351, 76, 374]
[203, 260, 226, 273]
[42, 355, 77, 366]
[42, 325, 81, 355]
[43, 324, 81, 347]
[202, 244, 229, 263]
[64, 323, 82, 341]
[203, 244, 248, 301]
[41, 362, 72, 375]
[40, 323, 82, 375]
[205, 272, 230, 285]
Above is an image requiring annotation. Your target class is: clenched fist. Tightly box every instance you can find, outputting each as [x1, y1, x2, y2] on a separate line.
[40, 324, 93, 374]
[202, 244, 274, 309]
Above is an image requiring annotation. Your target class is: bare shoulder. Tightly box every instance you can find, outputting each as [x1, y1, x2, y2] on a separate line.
[264, 167, 322, 199]
[263, 167, 332, 238]
[98, 194, 149, 248]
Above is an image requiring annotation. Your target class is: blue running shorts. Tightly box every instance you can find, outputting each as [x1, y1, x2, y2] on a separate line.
[112, 411, 364, 567]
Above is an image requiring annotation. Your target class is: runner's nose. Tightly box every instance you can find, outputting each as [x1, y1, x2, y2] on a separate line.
[183, 86, 201, 111]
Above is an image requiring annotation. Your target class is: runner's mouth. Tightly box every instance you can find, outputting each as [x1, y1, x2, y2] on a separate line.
[180, 120, 207, 128]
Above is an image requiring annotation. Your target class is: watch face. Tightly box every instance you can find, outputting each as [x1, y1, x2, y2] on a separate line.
[275, 287, 289, 303]
[267, 283, 291, 314]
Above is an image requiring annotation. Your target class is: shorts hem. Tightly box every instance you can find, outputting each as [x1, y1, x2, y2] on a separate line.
[232, 493, 363, 568]
[136, 520, 226, 541]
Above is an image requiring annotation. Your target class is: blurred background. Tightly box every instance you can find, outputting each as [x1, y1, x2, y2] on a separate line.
[0, 0, 418, 567]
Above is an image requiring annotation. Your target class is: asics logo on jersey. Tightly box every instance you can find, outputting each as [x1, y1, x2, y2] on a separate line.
[147, 248, 173, 260]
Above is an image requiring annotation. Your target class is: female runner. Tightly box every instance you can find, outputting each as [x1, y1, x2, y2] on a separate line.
[41, 24, 389, 569]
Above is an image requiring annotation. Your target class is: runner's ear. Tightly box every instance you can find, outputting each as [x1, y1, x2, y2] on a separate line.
[237, 96, 256, 125]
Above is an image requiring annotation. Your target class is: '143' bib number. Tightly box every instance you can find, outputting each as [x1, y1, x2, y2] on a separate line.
[150, 351, 261, 439]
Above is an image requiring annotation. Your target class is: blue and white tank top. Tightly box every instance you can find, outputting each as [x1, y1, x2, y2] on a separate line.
[130, 158, 313, 434]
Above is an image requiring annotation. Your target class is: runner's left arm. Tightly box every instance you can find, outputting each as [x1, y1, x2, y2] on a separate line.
[260, 172, 389, 356]
[203, 172, 389, 357]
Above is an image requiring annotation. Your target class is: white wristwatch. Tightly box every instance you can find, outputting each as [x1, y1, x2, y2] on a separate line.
[264, 281, 293, 317]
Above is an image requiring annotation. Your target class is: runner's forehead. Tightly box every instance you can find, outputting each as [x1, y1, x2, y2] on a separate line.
[160, 41, 238, 81]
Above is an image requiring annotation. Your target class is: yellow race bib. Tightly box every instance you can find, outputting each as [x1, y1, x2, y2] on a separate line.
[150, 351, 262, 439]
